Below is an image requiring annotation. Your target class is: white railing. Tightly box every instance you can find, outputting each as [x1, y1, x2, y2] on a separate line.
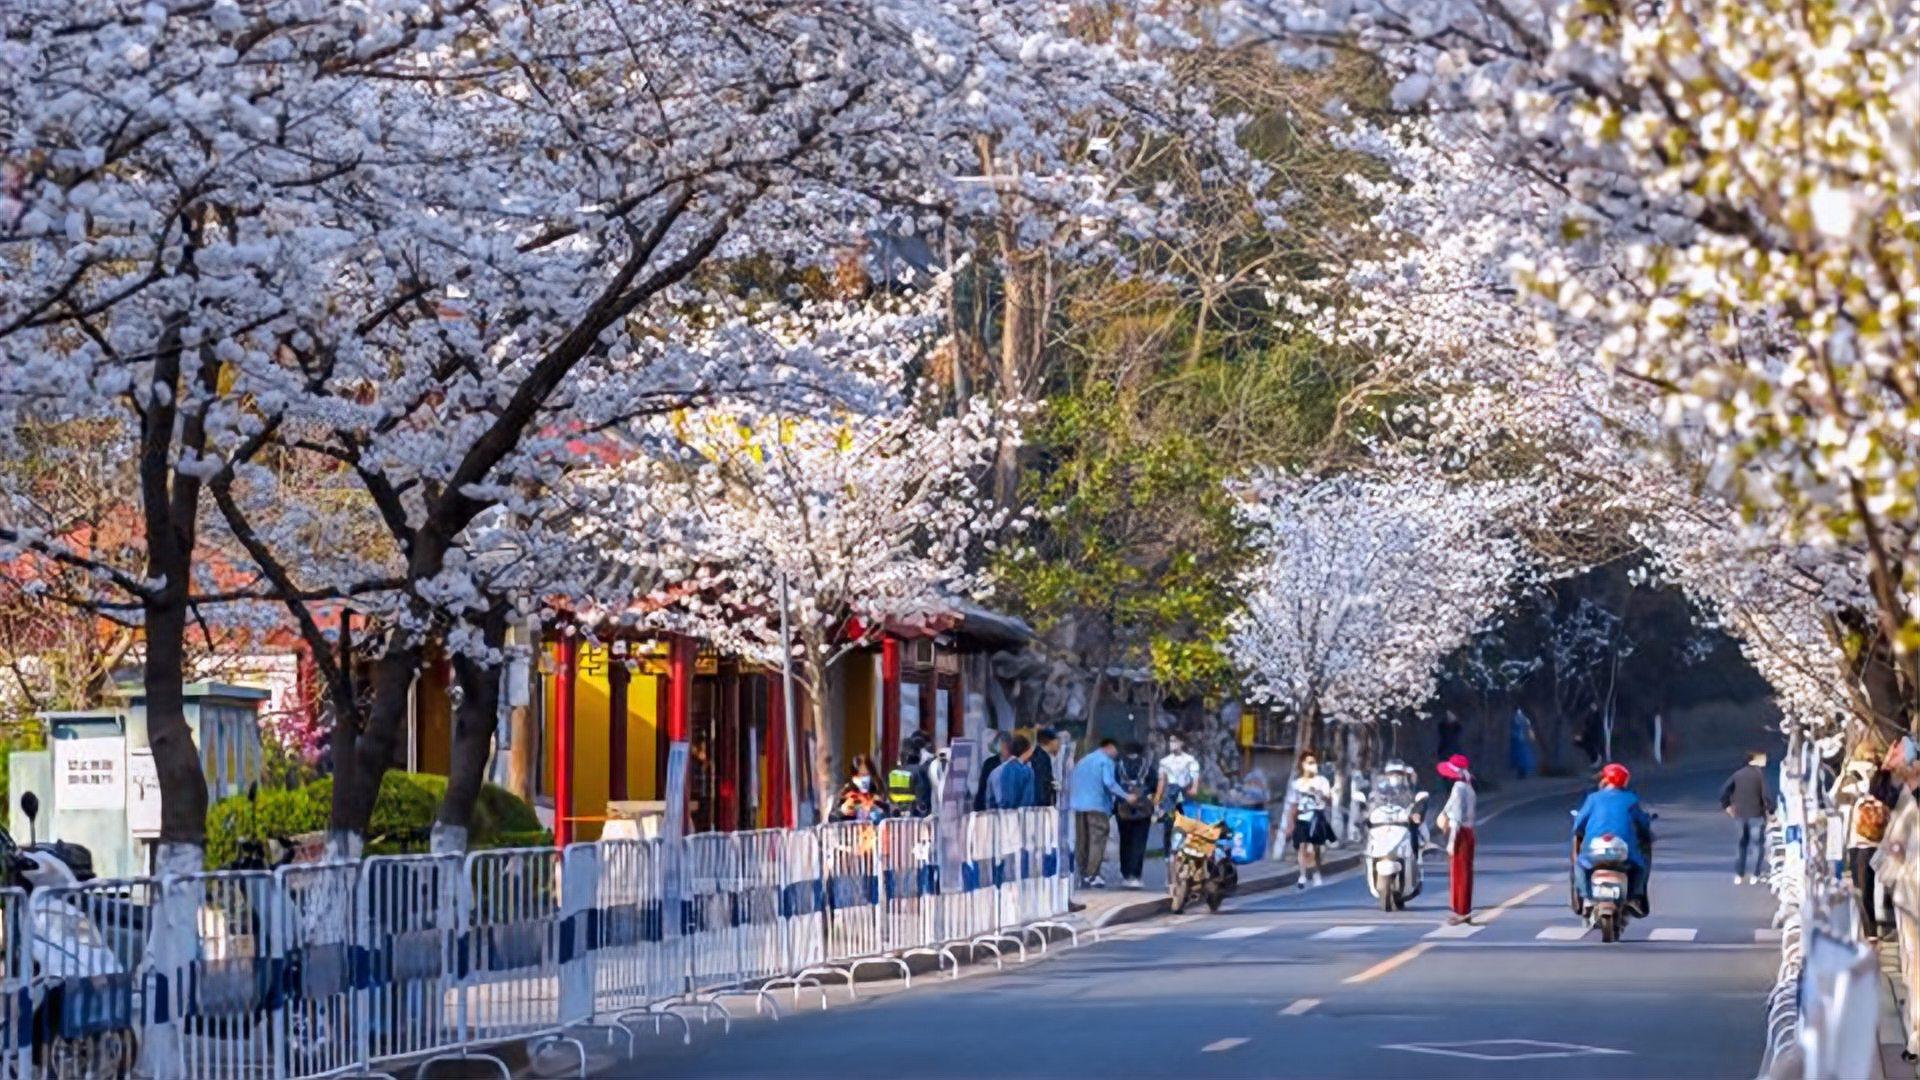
[0, 807, 1079, 1078]
[1757, 739, 1881, 1079]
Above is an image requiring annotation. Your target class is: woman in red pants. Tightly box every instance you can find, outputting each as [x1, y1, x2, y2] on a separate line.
[1436, 754, 1478, 924]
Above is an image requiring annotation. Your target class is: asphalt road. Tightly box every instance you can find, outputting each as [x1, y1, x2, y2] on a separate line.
[604, 768, 1778, 1079]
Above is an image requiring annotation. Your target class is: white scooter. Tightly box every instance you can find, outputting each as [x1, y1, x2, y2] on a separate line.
[1363, 768, 1429, 912]
[4, 792, 140, 1079]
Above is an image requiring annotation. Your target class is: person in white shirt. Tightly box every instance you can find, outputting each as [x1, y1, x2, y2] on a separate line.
[1435, 753, 1478, 924]
[1154, 736, 1202, 856]
[1282, 752, 1336, 888]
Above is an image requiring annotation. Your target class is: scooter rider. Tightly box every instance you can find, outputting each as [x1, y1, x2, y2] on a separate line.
[1572, 762, 1655, 915]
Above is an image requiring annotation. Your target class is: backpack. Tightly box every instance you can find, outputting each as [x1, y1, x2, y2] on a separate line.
[1115, 756, 1153, 820]
[1857, 796, 1890, 842]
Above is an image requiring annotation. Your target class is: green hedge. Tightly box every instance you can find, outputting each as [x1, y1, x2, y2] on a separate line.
[204, 772, 541, 867]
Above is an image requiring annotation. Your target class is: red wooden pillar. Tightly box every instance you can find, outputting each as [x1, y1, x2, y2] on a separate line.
[880, 635, 902, 768]
[554, 634, 578, 849]
[766, 677, 791, 828]
[667, 634, 693, 741]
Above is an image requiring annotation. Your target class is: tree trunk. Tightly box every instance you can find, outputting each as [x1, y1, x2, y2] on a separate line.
[144, 596, 206, 847]
[330, 644, 421, 843]
[806, 659, 836, 819]
[435, 611, 508, 853]
[1293, 701, 1318, 763]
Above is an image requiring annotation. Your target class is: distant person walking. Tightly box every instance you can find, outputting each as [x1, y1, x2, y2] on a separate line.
[1833, 746, 1892, 941]
[988, 734, 1037, 809]
[1720, 750, 1774, 884]
[1070, 739, 1131, 888]
[1283, 752, 1336, 890]
[1436, 754, 1478, 923]
[1154, 735, 1202, 856]
[1509, 709, 1538, 779]
[1028, 728, 1061, 807]
[974, 732, 1010, 812]
[1113, 742, 1156, 888]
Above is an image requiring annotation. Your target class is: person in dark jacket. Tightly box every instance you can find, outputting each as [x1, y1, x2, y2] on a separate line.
[1027, 728, 1061, 807]
[974, 733, 1010, 812]
[1720, 751, 1774, 884]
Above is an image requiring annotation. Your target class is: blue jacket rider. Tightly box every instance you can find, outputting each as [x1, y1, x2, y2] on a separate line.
[1572, 762, 1654, 903]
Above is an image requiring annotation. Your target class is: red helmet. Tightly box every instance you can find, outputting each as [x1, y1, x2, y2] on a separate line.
[1599, 762, 1631, 788]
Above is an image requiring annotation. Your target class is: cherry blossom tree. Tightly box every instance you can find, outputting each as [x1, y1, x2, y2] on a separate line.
[1237, 0, 1920, 726]
[605, 375, 1023, 815]
[5, 0, 1255, 854]
[1226, 470, 1532, 758]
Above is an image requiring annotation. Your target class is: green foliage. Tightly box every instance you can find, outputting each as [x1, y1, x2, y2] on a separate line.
[203, 771, 541, 866]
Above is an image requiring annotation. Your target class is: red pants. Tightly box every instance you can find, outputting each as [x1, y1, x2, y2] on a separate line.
[1450, 827, 1476, 915]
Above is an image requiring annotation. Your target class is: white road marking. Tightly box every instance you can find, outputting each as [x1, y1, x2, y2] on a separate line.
[1755, 928, 1783, 943]
[1121, 926, 1173, 938]
[1279, 998, 1320, 1016]
[1202, 1038, 1249, 1053]
[1203, 925, 1272, 941]
[1426, 922, 1483, 939]
[1312, 925, 1375, 940]
[1384, 1039, 1630, 1061]
[1536, 925, 1591, 941]
[1648, 927, 1697, 942]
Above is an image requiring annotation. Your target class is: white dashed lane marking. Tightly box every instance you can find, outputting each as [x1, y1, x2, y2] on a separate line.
[1202, 1038, 1250, 1053]
[1312, 925, 1376, 941]
[1426, 922, 1482, 939]
[1755, 928, 1783, 943]
[1648, 928, 1697, 942]
[1203, 925, 1272, 941]
[1279, 998, 1320, 1016]
[1536, 926, 1591, 941]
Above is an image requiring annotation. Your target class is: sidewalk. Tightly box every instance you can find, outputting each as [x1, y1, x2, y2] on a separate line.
[1071, 771, 1595, 929]
[1879, 938, 1916, 1079]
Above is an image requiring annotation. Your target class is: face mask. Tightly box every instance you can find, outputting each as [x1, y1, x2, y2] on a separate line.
[853, 777, 872, 792]
[1302, 762, 1318, 777]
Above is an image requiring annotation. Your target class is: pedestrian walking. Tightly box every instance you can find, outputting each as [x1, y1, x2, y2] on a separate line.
[1113, 741, 1155, 887]
[1509, 709, 1538, 779]
[1282, 751, 1336, 889]
[988, 734, 1037, 809]
[1872, 738, 1920, 1061]
[1028, 728, 1061, 807]
[1833, 747, 1891, 941]
[1719, 749, 1773, 884]
[831, 756, 890, 823]
[1154, 735, 1201, 856]
[1070, 739, 1131, 887]
[1436, 753, 1477, 923]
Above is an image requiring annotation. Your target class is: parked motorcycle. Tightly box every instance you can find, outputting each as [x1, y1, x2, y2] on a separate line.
[1363, 769, 1429, 912]
[1168, 812, 1238, 914]
[4, 792, 139, 1079]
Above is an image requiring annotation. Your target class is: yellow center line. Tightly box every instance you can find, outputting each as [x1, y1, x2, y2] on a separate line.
[1341, 882, 1550, 985]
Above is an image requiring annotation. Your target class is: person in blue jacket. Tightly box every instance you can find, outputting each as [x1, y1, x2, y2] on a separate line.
[1572, 762, 1655, 915]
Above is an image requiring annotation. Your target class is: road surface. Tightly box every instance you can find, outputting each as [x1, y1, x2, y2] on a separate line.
[608, 767, 1777, 1078]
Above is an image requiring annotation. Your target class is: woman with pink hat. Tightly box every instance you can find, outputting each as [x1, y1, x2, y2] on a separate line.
[1435, 754, 1478, 924]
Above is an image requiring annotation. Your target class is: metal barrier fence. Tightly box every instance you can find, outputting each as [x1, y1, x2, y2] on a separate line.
[1755, 737, 1881, 1079]
[2, 807, 1077, 1078]
[1, 888, 26, 1080]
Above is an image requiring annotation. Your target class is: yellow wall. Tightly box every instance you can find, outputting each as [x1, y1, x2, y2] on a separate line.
[842, 657, 876, 764]
[541, 644, 665, 840]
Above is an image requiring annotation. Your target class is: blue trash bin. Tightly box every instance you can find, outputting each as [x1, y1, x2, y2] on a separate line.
[1180, 802, 1269, 865]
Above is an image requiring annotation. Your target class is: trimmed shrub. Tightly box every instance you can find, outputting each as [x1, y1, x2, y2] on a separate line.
[205, 771, 542, 865]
